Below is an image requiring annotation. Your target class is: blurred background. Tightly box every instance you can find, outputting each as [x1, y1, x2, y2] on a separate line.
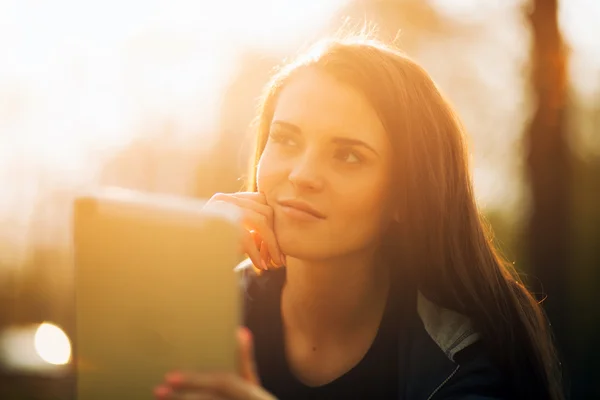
[0, 0, 598, 398]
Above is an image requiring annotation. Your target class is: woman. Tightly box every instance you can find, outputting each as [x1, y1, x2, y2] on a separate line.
[154, 37, 564, 399]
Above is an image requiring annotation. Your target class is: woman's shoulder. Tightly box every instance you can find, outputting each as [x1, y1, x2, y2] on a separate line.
[409, 292, 513, 399]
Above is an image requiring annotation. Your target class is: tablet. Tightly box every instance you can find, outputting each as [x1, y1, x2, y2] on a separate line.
[72, 187, 242, 400]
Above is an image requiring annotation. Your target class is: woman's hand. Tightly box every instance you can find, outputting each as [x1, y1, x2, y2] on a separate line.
[155, 327, 277, 400]
[204, 192, 284, 273]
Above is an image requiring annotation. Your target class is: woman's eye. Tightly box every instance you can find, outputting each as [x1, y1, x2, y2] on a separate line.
[334, 147, 363, 164]
[269, 132, 297, 147]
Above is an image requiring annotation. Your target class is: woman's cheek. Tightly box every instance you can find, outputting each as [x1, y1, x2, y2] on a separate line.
[346, 177, 391, 223]
[256, 150, 281, 193]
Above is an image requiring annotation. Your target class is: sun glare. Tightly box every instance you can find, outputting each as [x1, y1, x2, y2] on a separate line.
[34, 323, 71, 365]
[1, 0, 597, 261]
[0, 0, 348, 266]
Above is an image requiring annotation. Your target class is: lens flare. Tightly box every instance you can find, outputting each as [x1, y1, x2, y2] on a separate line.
[34, 323, 71, 365]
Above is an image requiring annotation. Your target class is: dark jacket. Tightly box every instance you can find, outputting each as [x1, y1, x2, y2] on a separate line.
[236, 259, 511, 400]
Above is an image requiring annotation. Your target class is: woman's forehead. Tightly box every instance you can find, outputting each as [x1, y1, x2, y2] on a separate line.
[271, 69, 389, 150]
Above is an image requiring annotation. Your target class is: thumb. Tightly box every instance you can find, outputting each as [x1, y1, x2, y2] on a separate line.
[237, 326, 260, 385]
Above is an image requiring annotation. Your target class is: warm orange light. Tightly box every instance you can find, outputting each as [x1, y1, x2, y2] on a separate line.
[0, 0, 348, 264]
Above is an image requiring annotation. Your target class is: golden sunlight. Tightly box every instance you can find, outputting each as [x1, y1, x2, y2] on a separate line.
[0, 0, 348, 267]
[34, 323, 71, 365]
[0, 0, 597, 267]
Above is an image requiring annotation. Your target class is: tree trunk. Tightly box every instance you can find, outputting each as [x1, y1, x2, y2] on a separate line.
[525, 0, 571, 387]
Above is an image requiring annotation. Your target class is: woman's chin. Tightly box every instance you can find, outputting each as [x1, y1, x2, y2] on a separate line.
[276, 228, 333, 261]
[278, 240, 317, 262]
[278, 244, 333, 263]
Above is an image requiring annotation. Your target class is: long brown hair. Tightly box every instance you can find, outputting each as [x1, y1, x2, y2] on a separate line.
[246, 37, 563, 399]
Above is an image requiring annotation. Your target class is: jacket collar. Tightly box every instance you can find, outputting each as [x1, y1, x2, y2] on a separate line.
[403, 291, 480, 400]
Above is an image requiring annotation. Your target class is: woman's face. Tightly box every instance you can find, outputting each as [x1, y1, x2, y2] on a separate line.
[257, 68, 394, 261]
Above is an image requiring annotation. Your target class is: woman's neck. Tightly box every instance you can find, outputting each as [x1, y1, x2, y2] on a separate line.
[281, 250, 390, 344]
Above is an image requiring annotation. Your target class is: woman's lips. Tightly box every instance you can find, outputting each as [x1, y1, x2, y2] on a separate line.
[277, 203, 325, 222]
[277, 199, 326, 221]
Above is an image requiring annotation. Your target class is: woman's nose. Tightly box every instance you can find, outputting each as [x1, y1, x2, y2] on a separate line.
[288, 152, 324, 192]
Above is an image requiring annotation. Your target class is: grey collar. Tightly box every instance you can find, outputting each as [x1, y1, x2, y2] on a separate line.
[416, 291, 480, 361]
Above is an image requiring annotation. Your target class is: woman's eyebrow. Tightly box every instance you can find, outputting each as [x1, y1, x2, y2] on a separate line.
[331, 137, 379, 156]
[271, 120, 301, 133]
[271, 120, 379, 157]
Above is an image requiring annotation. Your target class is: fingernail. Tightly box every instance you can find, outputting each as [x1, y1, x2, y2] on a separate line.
[270, 258, 280, 268]
[261, 259, 268, 271]
[243, 326, 253, 342]
[154, 386, 170, 398]
[238, 326, 251, 344]
[166, 372, 182, 386]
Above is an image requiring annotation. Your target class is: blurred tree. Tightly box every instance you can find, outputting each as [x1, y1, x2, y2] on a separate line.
[570, 152, 600, 398]
[567, 91, 600, 396]
[524, 0, 572, 394]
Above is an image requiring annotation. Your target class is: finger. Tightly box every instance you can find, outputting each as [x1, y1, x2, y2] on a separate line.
[230, 192, 267, 204]
[238, 327, 260, 385]
[209, 194, 282, 266]
[154, 385, 171, 399]
[165, 389, 226, 400]
[215, 199, 281, 266]
[154, 384, 189, 400]
[236, 230, 259, 254]
[251, 230, 262, 250]
[244, 212, 283, 266]
[237, 230, 261, 254]
[171, 372, 272, 400]
[259, 241, 270, 271]
[242, 230, 267, 272]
